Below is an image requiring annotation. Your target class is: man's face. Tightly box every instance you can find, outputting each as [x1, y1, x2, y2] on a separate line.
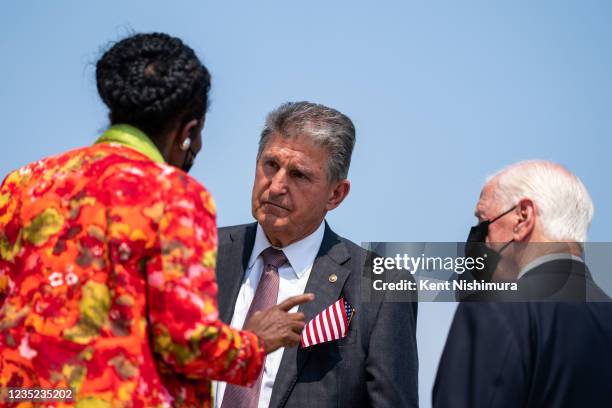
[474, 181, 516, 248]
[251, 133, 344, 246]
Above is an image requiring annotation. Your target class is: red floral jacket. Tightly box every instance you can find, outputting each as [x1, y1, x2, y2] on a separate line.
[0, 125, 264, 407]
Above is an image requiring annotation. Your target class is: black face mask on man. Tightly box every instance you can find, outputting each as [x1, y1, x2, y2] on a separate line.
[465, 205, 516, 282]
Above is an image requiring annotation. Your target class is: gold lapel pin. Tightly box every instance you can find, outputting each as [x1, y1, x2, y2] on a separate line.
[329, 274, 338, 283]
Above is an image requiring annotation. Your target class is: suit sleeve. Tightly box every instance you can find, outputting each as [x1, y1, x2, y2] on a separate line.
[145, 176, 265, 385]
[365, 270, 419, 407]
[432, 303, 530, 408]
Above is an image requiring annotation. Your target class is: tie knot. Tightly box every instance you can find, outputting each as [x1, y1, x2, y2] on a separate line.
[261, 247, 288, 269]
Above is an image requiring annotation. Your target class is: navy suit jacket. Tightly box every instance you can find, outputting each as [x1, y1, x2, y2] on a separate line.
[215, 222, 419, 408]
[433, 259, 612, 408]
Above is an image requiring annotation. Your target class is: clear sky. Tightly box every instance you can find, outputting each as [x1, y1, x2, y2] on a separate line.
[2, 2, 612, 406]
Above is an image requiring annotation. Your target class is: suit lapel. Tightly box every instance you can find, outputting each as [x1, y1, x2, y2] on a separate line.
[269, 223, 352, 408]
[216, 223, 257, 323]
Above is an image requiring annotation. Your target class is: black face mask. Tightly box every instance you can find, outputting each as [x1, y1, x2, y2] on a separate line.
[465, 205, 516, 281]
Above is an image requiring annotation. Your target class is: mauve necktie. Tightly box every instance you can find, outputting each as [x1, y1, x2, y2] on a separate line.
[220, 247, 288, 408]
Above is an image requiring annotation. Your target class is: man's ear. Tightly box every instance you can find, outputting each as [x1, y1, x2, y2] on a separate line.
[326, 179, 351, 211]
[513, 198, 536, 241]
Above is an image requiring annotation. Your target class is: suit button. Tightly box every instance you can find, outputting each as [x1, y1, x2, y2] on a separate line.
[329, 274, 338, 283]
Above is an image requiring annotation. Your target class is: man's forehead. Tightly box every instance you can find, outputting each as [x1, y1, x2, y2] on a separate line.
[262, 134, 327, 159]
[267, 132, 314, 146]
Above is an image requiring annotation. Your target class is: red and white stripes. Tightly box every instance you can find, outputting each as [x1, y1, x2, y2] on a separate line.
[301, 298, 351, 348]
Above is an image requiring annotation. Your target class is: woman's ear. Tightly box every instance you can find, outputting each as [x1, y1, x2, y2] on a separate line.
[162, 118, 202, 167]
[177, 118, 200, 149]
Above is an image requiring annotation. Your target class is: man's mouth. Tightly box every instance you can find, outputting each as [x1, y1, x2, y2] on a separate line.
[262, 201, 290, 211]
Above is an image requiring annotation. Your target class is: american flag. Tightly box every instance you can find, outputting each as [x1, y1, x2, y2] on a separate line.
[301, 298, 355, 348]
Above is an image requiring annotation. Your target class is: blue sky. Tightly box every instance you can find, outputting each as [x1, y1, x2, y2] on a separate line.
[2, 2, 612, 406]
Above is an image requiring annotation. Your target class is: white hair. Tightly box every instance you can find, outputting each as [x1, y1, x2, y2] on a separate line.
[487, 160, 594, 242]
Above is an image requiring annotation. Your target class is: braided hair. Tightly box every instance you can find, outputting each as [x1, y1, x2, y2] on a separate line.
[96, 33, 210, 139]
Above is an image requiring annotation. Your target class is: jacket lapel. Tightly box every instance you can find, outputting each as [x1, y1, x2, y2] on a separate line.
[216, 223, 257, 323]
[269, 223, 352, 408]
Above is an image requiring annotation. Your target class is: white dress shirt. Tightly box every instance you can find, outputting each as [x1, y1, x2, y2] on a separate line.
[215, 221, 325, 408]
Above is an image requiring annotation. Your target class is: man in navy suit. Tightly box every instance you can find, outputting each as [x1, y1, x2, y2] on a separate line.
[214, 102, 418, 408]
[433, 160, 612, 407]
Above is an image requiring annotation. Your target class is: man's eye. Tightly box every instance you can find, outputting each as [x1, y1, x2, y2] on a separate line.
[265, 160, 278, 169]
[291, 170, 307, 180]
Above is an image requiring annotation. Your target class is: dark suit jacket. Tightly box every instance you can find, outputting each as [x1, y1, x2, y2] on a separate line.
[433, 259, 612, 408]
[215, 222, 419, 408]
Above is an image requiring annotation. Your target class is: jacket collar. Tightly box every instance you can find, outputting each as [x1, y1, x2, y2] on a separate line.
[95, 124, 165, 163]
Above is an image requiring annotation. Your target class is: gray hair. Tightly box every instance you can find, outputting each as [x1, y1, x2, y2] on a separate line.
[257, 101, 356, 182]
[487, 160, 594, 242]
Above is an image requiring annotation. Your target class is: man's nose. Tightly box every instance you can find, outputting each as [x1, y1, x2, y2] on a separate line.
[269, 169, 288, 195]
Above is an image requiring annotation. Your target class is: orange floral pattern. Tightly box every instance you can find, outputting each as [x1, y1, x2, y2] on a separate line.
[0, 142, 264, 407]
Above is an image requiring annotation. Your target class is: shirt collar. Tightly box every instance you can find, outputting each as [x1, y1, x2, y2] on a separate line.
[94, 124, 166, 164]
[518, 252, 584, 280]
[248, 221, 326, 279]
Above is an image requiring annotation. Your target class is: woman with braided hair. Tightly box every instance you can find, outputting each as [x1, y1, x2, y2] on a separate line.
[94, 33, 207, 173]
[0, 33, 308, 407]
